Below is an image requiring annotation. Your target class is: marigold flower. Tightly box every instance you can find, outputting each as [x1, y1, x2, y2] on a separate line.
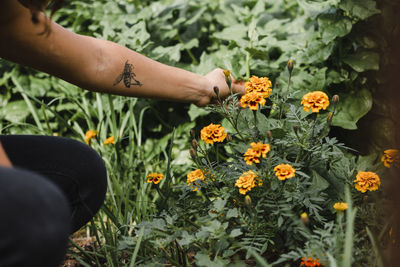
[301, 91, 330, 113]
[274, 164, 296, 180]
[354, 171, 380, 193]
[200, 123, 227, 144]
[245, 76, 272, 97]
[146, 173, 164, 185]
[333, 202, 348, 211]
[381, 149, 400, 168]
[235, 170, 257, 195]
[187, 169, 205, 191]
[300, 257, 324, 266]
[85, 130, 97, 144]
[300, 212, 309, 224]
[243, 142, 271, 165]
[104, 136, 115, 145]
[240, 91, 267, 110]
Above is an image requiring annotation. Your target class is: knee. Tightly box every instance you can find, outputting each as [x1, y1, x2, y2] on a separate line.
[0, 168, 70, 267]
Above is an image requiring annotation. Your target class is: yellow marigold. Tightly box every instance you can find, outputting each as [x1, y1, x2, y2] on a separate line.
[300, 257, 324, 267]
[85, 130, 97, 144]
[354, 171, 380, 193]
[274, 164, 296, 180]
[240, 91, 266, 110]
[243, 142, 271, 165]
[301, 91, 330, 113]
[333, 202, 348, 211]
[187, 169, 205, 191]
[235, 170, 257, 195]
[200, 123, 227, 144]
[381, 149, 400, 168]
[146, 173, 164, 185]
[245, 76, 272, 97]
[104, 136, 115, 145]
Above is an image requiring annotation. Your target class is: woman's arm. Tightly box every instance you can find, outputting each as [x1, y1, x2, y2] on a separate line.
[0, 0, 244, 106]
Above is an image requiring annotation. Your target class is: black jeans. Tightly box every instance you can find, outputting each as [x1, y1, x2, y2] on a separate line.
[0, 135, 107, 267]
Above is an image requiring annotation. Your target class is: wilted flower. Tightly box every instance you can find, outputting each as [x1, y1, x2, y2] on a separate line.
[243, 142, 271, 165]
[85, 130, 97, 144]
[301, 91, 330, 113]
[332, 94, 339, 103]
[146, 173, 164, 185]
[187, 169, 205, 191]
[240, 91, 267, 110]
[274, 164, 296, 180]
[300, 257, 324, 267]
[104, 136, 115, 145]
[200, 123, 227, 144]
[381, 149, 400, 168]
[354, 171, 380, 193]
[245, 76, 272, 97]
[333, 202, 348, 211]
[235, 170, 258, 195]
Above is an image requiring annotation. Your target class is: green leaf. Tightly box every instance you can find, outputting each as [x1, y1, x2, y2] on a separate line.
[226, 208, 239, 218]
[297, 0, 340, 19]
[195, 252, 230, 267]
[188, 104, 210, 121]
[342, 51, 379, 72]
[340, 0, 380, 20]
[2, 100, 30, 123]
[318, 15, 352, 44]
[311, 170, 330, 191]
[331, 89, 372, 129]
[230, 228, 242, 238]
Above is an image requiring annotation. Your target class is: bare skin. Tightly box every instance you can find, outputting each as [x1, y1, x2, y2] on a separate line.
[0, 0, 245, 166]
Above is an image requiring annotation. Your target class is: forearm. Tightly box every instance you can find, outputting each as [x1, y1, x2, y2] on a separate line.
[0, 2, 212, 105]
[0, 142, 12, 167]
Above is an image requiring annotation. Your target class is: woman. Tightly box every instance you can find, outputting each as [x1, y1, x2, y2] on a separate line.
[0, 0, 245, 266]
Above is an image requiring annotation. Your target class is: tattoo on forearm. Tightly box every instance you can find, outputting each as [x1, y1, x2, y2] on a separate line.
[113, 60, 143, 88]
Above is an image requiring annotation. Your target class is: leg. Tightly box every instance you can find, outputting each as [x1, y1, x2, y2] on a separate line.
[0, 135, 108, 232]
[0, 167, 70, 267]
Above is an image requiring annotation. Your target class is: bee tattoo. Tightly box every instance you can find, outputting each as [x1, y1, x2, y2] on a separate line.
[113, 60, 143, 88]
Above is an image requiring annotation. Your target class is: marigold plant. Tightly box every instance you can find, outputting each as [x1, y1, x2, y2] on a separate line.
[235, 170, 257, 195]
[200, 123, 227, 144]
[146, 173, 164, 185]
[300, 257, 324, 267]
[245, 75, 272, 97]
[333, 202, 348, 211]
[354, 171, 381, 193]
[301, 91, 330, 113]
[240, 91, 267, 110]
[85, 130, 97, 144]
[104, 136, 115, 145]
[274, 164, 296, 180]
[381, 149, 400, 168]
[187, 169, 205, 191]
[243, 142, 270, 165]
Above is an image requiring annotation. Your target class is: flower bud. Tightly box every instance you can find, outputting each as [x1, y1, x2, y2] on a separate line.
[327, 112, 333, 125]
[226, 134, 233, 142]
[287, 59, 294, 73]
[190, 128, 196, 139]
[266, 131, 272, 139]
[190, 148, 197, 159]
[332, 95, 339, 104]
[293, 125, 298, 134]
[191, 139, 198, 149]
[300, 212, 309, 224]
[213, 86, 220, 96]
[245, 195, 252, 206]
[223, 69, 230, 78]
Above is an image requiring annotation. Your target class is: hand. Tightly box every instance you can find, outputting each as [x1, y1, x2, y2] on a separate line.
[196, 68, 245, 107]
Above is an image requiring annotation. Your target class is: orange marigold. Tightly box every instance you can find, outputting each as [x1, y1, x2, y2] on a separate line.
[85, 130, 97, 144]
[301, 91, 330, 113]
[240, 91, 267, 110]
[333, 202, 348, 211]
[146, 173, 164, 185]
[235, 170, 257, 195]
[104, 136, 115, 145]
[381, 149, 400, 168]
[243, 142, 271, 165]
[354, 171, 380, 193]
[186, 169, 204, 191]
[245, 76, 272, 97]
[300, 257, 324, 267]
[274, 164, 296, 180]
[200, 123, 227, 144]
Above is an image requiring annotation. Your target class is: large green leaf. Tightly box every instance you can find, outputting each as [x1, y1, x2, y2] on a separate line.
[342, 51, 379, 72]
[318, 14, 352, 44]
[2, 100, 30, 123]
[340, 0, 380, 20]
[331, 89, 372, 130]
